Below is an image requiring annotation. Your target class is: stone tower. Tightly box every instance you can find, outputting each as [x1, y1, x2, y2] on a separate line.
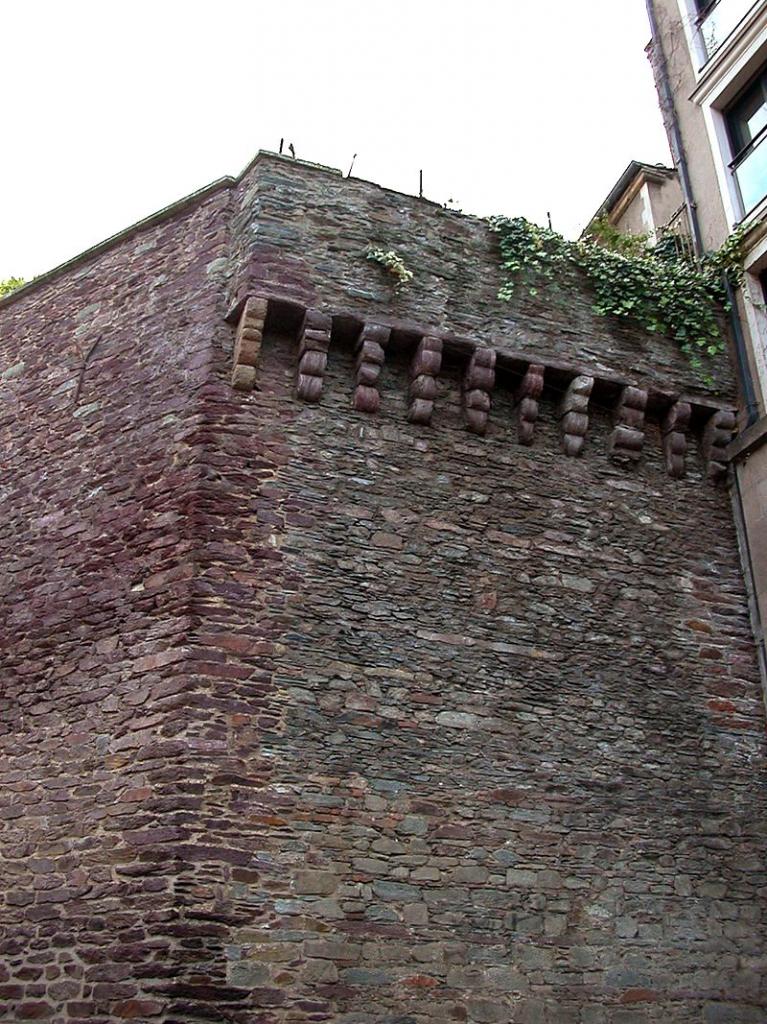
[1, 152, 765, 1023]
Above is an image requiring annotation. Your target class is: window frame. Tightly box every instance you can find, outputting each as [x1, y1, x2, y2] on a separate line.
[726, 68, 767, 156]
[695, 0, 720, 20]
[724, 65, 767, 214]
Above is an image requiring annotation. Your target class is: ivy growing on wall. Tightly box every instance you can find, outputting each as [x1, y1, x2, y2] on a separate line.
[489, 215, 749, 369]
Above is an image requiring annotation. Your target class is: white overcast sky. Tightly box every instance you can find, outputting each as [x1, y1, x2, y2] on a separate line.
[0, 1, 671, 282]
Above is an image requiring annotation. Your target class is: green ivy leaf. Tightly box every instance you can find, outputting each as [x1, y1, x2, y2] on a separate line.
[488, 214, 740, 376]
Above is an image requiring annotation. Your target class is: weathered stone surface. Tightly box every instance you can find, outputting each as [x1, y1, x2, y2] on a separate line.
[463, 347, 496, 435]
[408, 336, 442, 425]
[0, 152, 764, 1024]
[609, 385, 647, 462]
[353, 323, 391, 413]
[294, 870, 338, 895]
[515, 362, 545, 446]
[560, 374, 594, 456]
[662, 399, 692, 478]
[231, 295, 267, 390]
[702, 406, 737, 482]
[296, 307, 331, 402]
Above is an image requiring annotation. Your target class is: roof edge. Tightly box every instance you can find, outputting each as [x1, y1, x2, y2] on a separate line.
[585, 160, 677, 231]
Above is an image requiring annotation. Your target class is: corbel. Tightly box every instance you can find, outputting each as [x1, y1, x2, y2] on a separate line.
[609, 385, 647, 462]
[515, 363, 545, 445]
[296, 309, 332, 402]
[662, 400, 691, 478]
[701, 407, 736, 482]
[560, 374, 594, 457]
[408, 336, 442, 425]
[353, 323, 391, 413]
[231, 297, 268, 392]
[463, 348, 496, 435]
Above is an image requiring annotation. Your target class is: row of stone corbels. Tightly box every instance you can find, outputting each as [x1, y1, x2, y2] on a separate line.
[230, 297, 736, 482]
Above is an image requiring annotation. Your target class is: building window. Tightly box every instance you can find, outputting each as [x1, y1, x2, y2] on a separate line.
[726, 68, 767, 214]
[695, 0, 757, 62]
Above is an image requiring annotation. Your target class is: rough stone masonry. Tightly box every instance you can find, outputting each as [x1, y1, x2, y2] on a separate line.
[0, 151, 765, 1024]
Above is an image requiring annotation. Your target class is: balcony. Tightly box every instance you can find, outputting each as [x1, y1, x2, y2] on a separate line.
[732, 126, 767, 211]
[697, 0, 761, 62]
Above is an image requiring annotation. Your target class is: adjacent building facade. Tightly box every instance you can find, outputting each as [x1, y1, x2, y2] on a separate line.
[646, 0, 767, 396]
[588, 160, 686, 245]
[650, 0, 767, 695]
[593, 1, 767, 692]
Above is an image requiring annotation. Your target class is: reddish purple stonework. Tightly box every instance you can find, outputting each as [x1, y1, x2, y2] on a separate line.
[0, 152, 765, 1024]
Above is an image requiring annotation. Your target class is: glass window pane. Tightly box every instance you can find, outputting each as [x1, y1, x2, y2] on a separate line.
[699, 0, 757, 60]
[746, 104, 767, 144]
[735, 135, 767, 211]
[732, 87, 767, 149]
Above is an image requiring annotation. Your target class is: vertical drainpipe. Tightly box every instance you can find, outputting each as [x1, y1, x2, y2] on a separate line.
[644, 0, 704, 256]
[646, 0, 767, 696]
[645, 0, 759, 424]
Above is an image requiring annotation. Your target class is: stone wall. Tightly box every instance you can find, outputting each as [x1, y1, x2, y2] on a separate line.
[228, 155, 736, 399]
[0, 153, 765, 1023]
[0, 188, 232, 1022]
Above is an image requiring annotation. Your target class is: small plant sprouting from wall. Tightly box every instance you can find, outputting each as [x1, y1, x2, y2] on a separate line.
[0, 277, 25, 299]
[365, 246, 413, 292]
[488, 215, 749, 370]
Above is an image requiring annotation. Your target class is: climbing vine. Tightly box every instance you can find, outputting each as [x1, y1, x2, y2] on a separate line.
[489, 215, 750, 368]
[365, 246, 413, 292]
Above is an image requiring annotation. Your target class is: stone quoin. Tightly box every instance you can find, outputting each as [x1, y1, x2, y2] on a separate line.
[0, 151, 765, 1023]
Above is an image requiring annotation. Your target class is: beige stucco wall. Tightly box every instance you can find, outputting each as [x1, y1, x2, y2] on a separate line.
[648, 173, 686, 228]
[613, 189, 653, 237]
[651, 0, 732, 249]
[611, 174, 684, 239]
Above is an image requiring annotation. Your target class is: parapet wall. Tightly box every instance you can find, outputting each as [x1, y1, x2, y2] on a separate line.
[0, 153, 765, 1024]
[228, 154, 737, 399]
